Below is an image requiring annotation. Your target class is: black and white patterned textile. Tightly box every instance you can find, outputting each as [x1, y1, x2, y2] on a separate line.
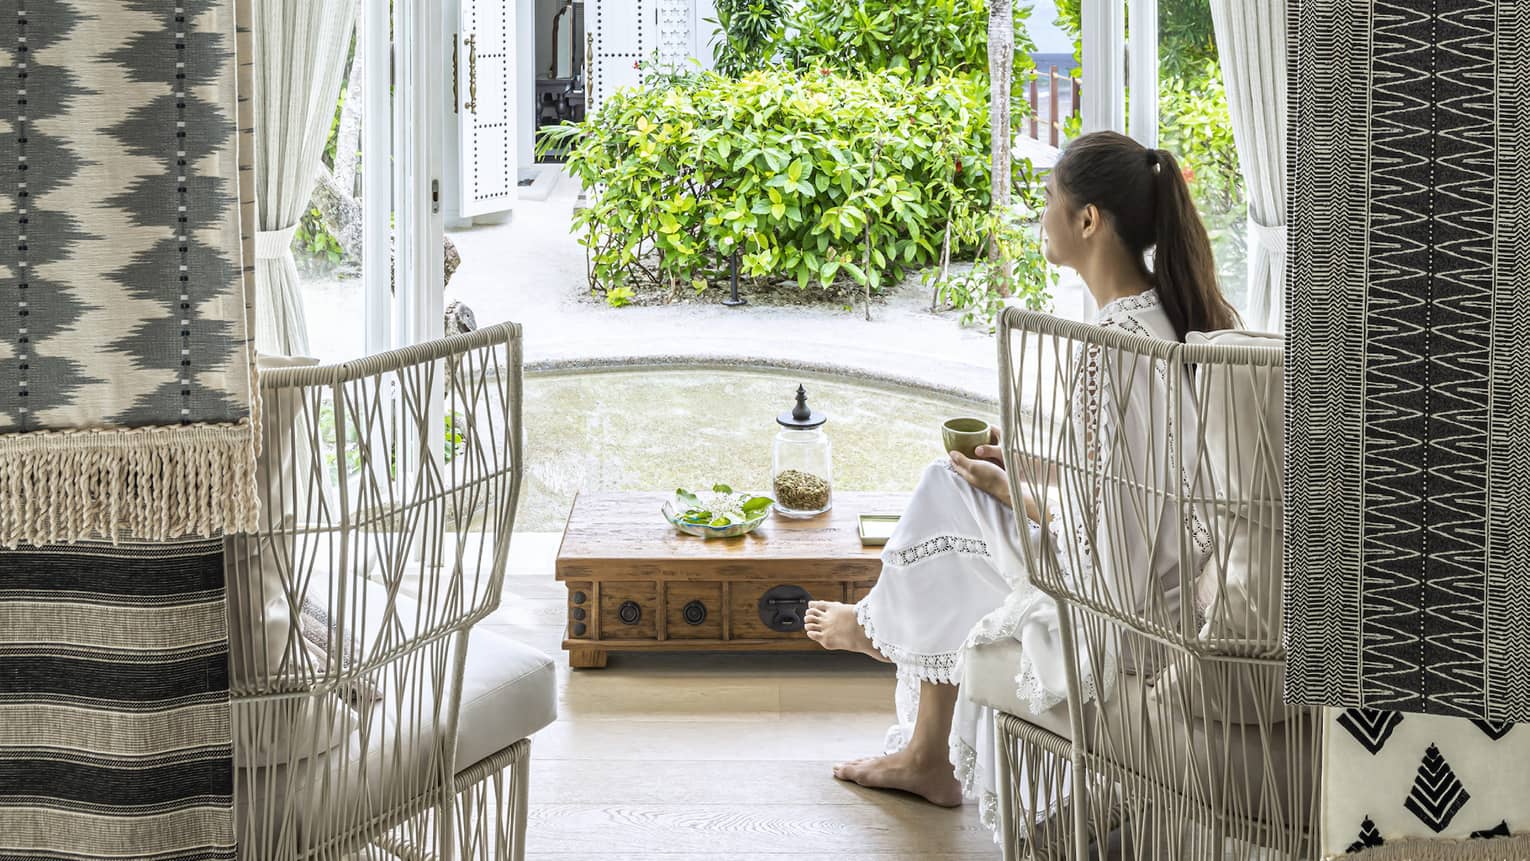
[1324, 707, 1530, 859]
[0, 540, 234, 860]
[0, 0, 259, 548]
[1284, 0, 1530, 722]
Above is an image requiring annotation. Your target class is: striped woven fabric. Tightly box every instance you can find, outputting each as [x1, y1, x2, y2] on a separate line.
[0, 540, 233, 860]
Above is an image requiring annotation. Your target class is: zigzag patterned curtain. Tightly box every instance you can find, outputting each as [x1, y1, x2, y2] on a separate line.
[1285, 0, 1530, 726]
[1285, 1, 1530, 856]
[0, 0, 258, 543]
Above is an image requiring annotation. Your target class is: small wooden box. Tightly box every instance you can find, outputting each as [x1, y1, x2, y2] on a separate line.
[555, 491, 908, 668]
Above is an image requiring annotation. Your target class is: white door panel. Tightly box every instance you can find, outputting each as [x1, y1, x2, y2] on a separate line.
[457, 0, 518, 218]
[693, 0, 719, 70]
[590, 0, 645, 110]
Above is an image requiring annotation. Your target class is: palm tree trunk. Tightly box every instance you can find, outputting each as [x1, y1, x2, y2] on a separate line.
[988, 0, 1014, 295]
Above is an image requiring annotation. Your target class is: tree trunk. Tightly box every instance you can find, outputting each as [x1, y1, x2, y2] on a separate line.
[988, 0, 1014, 296]
[932, 220, 952, 311]
[333, 3, 364, 198]
[863, 223, 873, 322]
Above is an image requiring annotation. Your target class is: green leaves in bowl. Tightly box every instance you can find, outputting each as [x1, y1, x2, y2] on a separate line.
[674, 485, 774, 528]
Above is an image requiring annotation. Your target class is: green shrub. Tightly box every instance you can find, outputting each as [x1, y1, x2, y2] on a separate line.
[925, 162, 1054, 332]
[1158, 64, 1247, 299]
[297, 61, 352, 270]
[783, 0, 1036, 89]
[710, 0, 787, 76]
[1157, 60, 1240, 214]
[547, 68, 1005, 303]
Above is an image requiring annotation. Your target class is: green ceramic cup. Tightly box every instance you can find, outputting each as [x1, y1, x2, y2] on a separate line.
[942, 417, 991, 459]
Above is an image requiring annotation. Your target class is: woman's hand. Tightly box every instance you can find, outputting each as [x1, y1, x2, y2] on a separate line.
[949, 450, 1012, 508]
[973, 425, 1005, 468]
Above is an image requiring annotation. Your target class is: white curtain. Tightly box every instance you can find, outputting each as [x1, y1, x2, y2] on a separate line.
[252, 0, 358, 355]
[1209, 0, 1287, 333]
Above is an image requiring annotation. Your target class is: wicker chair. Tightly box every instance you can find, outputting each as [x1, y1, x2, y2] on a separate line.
[963, 308, 1320, 860]
[227, 322, 554, 860]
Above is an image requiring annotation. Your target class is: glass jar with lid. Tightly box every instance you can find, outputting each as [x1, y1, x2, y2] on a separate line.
[771, 385, 832, 518]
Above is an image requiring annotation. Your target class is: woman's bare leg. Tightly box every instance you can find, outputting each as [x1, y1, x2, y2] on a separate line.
[833, 680, 964, 807]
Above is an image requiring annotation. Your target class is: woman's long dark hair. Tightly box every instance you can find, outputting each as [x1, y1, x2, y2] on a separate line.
[1053, 130, 1239, 340]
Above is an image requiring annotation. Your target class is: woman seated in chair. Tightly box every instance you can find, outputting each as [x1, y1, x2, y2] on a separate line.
[805, 130, 1239, 813]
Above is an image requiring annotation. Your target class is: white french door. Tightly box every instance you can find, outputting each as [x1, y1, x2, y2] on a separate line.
[360, 0, 445, 355]
[1079, 0, 1158, 144]
[357, 0, 447, 524]
[589, 0, 648, 112]
[454, 1, 519, 219]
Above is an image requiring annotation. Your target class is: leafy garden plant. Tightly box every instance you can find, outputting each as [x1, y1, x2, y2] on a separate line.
[709, 0, 787, 76]
[926, 162, 1055, 332]
[1157, 60, 1247, 292]
[545, 67, 1004, 304]
[783, 0, 1037, 88]
[295, 205, 345, 270]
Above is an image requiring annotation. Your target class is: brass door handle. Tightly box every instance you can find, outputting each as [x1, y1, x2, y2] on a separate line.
[463, 33, 478, 114]
[585, 32, 594, 96]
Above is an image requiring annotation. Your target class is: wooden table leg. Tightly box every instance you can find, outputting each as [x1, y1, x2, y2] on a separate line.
[569, 647, 608, 669]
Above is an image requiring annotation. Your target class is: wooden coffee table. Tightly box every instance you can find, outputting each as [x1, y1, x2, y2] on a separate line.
[556, 491, 909, 668]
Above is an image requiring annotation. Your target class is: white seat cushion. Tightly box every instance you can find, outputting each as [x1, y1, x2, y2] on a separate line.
[237, 583, 556, 851]
[455, 625, 557, 771]
[1175, 329, 1286, 725]
[963, 637, 1076, 739]
[1183, 328, 1284, 647]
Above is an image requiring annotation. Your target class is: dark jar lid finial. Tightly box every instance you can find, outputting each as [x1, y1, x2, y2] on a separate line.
[777, 383, 827, 429]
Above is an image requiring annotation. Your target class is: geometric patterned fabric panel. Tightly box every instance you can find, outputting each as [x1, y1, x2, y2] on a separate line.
[1323, 707, 1530, 859]
[0, 0, 258, 547]
[0, 0, 248, 432]
[1284, 0, 1530, 722]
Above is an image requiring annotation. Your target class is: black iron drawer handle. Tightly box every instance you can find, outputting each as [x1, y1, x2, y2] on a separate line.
[682, 600, 708, 626]
[617, 600, 643, 625]
[758, 585, 812, 633]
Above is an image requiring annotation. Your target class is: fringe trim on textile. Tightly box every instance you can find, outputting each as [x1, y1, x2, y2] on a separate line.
[855, 599, 963, 685]
[1337, 835, 1530, 861]
[0, 420, 259, 547]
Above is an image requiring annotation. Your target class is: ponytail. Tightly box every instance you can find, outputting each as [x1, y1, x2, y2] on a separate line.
[1148, 148, 1239, 340]
[1053, 132, 1241, 341]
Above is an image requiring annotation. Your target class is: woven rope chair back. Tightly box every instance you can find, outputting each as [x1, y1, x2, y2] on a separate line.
[996, 308, 1319, 860]
[228, 324, 524, 859]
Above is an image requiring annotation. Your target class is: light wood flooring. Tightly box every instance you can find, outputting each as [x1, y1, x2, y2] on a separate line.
[477, 533, 1000, 861]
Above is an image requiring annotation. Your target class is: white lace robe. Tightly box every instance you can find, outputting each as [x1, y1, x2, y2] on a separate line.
[853, 289, 1210, 835]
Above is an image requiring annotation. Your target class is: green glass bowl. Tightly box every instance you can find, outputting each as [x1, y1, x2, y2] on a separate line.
[661, 498, 772, 539]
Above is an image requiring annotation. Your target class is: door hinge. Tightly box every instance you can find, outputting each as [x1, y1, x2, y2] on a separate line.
[432, 179, 440, 214]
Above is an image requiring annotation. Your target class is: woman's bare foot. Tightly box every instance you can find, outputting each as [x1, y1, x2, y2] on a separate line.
[832, 748, 964, 807]
[804, 601, 883, 659]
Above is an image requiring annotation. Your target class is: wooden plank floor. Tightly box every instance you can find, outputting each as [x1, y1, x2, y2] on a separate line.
[479, 532, 1000, 860]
